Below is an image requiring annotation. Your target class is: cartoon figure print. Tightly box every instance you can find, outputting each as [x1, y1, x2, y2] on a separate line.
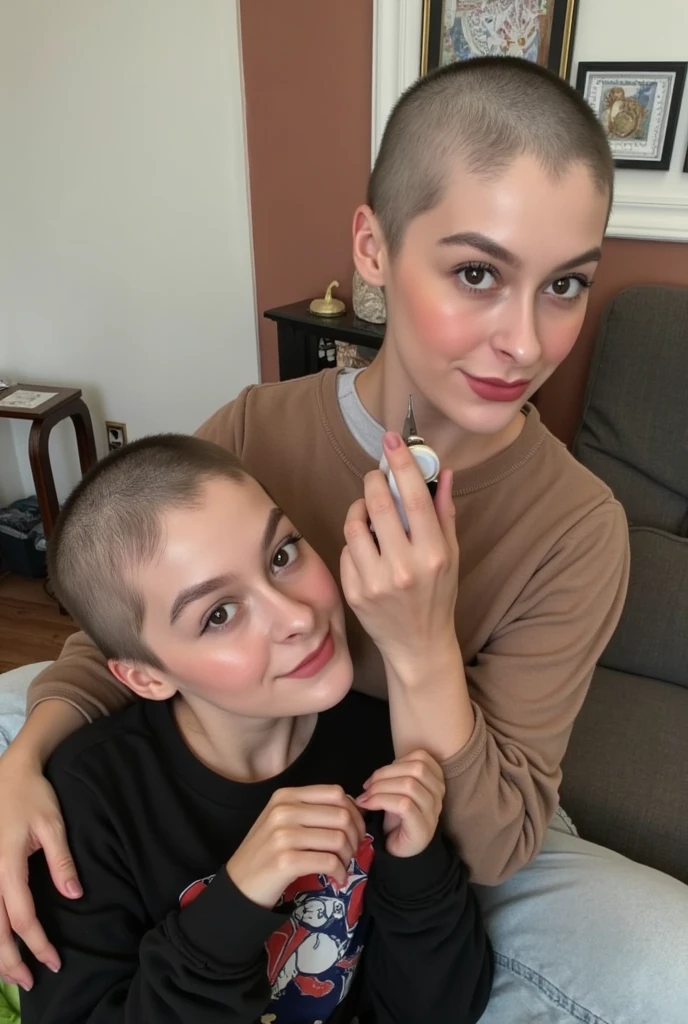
[179, 833, 375, 1024]
[264, 833, 374, 1022]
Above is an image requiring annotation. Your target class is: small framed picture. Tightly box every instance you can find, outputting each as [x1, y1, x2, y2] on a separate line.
[422, 0, 579, 79]
[576, 61, 687, 170]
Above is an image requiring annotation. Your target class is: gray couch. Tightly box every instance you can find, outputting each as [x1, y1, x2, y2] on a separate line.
[560, 285, 688, 883]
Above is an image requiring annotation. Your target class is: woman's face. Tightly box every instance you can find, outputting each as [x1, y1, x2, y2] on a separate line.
[361, 155, 610, 438]
[126, 476, 353, 719]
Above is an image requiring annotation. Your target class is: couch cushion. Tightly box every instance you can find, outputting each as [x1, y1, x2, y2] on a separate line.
[561, 665, 688, 883]
[600, 527, 688, 687]
[573, 285, 688, 534]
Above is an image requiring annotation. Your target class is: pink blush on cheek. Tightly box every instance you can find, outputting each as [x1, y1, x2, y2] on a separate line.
[167, 645, 270, 702]
[404, 297, 486, 364]
[541, 312, 588, 368]
[395, 264, 487, 363]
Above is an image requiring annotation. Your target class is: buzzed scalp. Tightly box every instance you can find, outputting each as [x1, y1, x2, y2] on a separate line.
[49, 434, 246, 668]
[368, 56, 614, 255]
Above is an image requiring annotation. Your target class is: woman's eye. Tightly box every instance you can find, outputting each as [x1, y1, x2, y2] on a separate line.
[206, 603, 237, 630]
[545, 276, 587, 299]
[456, 265, 497, 291]
[272, 538, 301, 573]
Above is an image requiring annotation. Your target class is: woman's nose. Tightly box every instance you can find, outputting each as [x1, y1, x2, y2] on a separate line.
[493, 297, 542, 366]
[265, 587, 316, 642]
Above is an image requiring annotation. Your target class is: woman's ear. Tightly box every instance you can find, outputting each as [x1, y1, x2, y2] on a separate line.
[352, 205, 387, 288]
[108, 660, 178, 701]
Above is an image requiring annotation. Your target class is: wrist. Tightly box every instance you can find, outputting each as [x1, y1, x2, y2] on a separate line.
[383, 634, 463, 688]
[7, 699, 85, 770]
[2, 737, 42, 777]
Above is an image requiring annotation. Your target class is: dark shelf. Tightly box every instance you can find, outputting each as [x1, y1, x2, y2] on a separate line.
[264, 300, 385, 380]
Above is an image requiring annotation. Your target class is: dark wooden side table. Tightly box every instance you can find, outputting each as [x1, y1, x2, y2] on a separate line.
[264, 300, 386, 380]
[0, 384, 97, 539]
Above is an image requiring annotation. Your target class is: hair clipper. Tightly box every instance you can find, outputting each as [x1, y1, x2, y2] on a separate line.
[379, 395, 441, 533]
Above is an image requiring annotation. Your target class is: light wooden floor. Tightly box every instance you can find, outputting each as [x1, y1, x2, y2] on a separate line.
[0, 573, 78, 674]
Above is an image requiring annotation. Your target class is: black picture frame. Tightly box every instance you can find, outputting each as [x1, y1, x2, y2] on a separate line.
[576, 61, 687, 171]
[421, 0, 578, 79]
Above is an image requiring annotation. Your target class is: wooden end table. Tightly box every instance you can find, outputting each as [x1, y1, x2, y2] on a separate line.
[0, 384, 97, 540]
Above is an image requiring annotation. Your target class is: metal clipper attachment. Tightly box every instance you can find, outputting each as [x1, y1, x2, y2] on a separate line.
[379, 395, 441, 532]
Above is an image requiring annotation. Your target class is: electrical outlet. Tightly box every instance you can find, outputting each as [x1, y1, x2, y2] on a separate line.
[105, 421, 128, 451]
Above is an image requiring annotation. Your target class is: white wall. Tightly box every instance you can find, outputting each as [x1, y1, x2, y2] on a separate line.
[0, 0, 259, 506]
[0, 431, 23, 505]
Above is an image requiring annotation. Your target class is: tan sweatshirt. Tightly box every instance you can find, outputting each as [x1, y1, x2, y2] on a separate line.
[28, 369, 629, 884]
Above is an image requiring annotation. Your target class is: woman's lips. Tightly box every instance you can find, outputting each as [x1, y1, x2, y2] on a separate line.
[284, 631, 335, 679]
[462, 371, 531, 403]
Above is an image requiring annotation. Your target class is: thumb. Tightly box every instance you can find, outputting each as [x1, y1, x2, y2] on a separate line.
[434, 469, 457, 548]
[37, 823, 82, 899]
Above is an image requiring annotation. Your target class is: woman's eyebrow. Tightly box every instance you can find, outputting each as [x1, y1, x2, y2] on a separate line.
[438, 231, 601, 274]
[170, 574, 237, 625]
[438, 231, 519, 266]
[168, 510, 286, 626]
[552, 247, 602, 273]
[262, 507, 285, 553]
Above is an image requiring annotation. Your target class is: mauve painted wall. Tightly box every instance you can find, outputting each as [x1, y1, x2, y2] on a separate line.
[240, 0, 372, 382]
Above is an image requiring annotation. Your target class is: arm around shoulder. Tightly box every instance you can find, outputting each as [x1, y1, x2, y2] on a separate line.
[27, 630, 133, 722]
[194, 387, 250, 453]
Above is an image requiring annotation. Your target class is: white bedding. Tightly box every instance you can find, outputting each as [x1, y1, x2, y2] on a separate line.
[0, 662, 53, 753]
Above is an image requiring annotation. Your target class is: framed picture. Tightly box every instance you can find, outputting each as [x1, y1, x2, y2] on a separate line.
[421, 0, 578, 79]
[576, 62, 687, 171]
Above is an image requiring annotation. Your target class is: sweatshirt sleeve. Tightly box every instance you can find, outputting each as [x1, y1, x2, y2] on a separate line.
[361, 829, 492, 1024]
[441, 499, 630, 885]
[21, 768, 285, 1024]
[26, 390, 251, 721]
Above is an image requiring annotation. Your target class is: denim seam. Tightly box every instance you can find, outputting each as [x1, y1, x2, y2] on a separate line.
[494, 951, 611, 1024]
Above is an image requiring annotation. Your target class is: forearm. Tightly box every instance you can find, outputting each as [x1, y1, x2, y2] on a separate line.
[383, 639, 474, 762]
[26, 630, 133, 720]
[5, 700, 86, 771]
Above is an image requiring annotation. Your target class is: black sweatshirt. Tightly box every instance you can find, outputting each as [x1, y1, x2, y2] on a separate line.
[22, 691, 492, 1024]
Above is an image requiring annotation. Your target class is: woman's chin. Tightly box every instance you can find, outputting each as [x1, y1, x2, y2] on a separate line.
[308, 653, 354, 713]
[445, 397, 525, 437]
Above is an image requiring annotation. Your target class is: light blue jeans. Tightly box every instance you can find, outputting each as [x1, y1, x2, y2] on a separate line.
[475, 809, 688, 1023]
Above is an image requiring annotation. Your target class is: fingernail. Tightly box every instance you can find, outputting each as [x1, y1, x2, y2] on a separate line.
[384, 431, 402, 450]
[66, 880, 83, 898]
[21, 982, 33, 993]
[46, 961, 60, 974]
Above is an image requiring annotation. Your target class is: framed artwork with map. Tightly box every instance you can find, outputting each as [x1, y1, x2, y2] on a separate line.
[577, 62, 687, 170]
[421, 0, 578, 79]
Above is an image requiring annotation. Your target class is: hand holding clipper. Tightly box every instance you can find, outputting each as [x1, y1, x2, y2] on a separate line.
[378, 395, 440, 533]
[341, 426, 459, 674]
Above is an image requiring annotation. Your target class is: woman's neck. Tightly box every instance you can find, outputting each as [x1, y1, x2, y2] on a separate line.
[173, 696, 317, 783]
[356, 345, 525, 472]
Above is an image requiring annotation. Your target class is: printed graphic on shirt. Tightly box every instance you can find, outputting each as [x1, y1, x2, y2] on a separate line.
[179, 833, 374, 1024]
